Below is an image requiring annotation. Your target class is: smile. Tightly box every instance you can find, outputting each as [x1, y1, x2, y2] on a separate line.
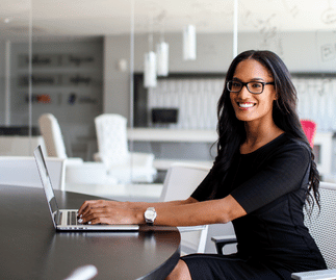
[238, 102, 256, 108]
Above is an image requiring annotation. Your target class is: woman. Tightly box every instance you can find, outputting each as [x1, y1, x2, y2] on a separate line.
[78, 50, 327, 280]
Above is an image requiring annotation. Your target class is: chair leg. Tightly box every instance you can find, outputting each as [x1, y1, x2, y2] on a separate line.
[196, 226, 209, 253]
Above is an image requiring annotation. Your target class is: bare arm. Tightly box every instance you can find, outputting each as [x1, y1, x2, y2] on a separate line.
[127, 197, 197, 209]
[77, 197, 197, 224]
[77, 195, 246, 226]
[147, 195, 246, 226]
[78, 197, 196, 217]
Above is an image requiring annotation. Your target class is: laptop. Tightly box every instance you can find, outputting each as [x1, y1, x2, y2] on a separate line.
[33, 145, 139, 231]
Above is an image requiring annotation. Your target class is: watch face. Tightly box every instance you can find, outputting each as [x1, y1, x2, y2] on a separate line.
[146, 210, 155, 219]
[145, 208, 156, 223]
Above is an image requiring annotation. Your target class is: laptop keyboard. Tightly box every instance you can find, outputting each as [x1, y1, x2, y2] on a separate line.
[67, 211, 78, 225]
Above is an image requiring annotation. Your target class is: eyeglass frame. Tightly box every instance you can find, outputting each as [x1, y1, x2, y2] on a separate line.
[227, 80, 275, 95]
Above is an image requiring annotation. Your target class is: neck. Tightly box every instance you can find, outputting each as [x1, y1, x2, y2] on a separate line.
[241, 119, 284, 153]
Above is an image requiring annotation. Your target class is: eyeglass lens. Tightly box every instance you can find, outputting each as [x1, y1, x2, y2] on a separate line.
[228, 81, 264, 94]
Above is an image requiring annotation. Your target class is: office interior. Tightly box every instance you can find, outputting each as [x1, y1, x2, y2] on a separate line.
[1, 0, 336, 253]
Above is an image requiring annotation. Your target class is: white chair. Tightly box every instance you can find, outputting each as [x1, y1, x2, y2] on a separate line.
[291, 182, 336, 279]
[38, 113, 68, 158]
[0, 156, 65, 189]
[160, 163, 210, 254]
[94, 114, 157, 183]
[38, 114, 114, 185]
[302, 182, 336, 269]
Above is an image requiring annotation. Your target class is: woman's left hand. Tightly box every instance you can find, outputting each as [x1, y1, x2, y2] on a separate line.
[77, 200, 140, 225]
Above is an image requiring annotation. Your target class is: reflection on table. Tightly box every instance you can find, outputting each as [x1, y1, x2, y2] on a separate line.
[0, 185, 180, 280]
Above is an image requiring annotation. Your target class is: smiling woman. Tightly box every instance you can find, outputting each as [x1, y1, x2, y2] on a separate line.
[78, 50, 327, 280]
[175, 50, 327, 279]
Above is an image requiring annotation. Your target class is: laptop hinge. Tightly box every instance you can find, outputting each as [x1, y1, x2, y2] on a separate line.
[55, 210, 62, 225]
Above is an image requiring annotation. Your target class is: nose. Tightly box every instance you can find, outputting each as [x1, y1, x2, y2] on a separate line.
[237, 84, 251, 99]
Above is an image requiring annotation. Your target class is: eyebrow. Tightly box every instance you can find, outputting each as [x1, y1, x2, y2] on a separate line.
[232, 77, 265, 81]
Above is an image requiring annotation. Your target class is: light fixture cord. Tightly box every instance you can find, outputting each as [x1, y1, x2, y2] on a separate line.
[233, 0, 238, 58]
[148, 11, 154, 52]
[129, 0, 135, 181]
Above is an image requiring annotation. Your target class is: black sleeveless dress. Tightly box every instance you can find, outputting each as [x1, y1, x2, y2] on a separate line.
[181, 133, 327, 280]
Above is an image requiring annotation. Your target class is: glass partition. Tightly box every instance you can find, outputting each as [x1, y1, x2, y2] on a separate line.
[128, 1, 233, 184]
[29, 1, 104, 161]
[1, 0, 336, 187]
[128, 0, 336, 183]
[0, 0, 32, 156]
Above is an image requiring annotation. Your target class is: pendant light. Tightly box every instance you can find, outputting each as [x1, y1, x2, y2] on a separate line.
[156, 40, 169, 76]
[144, 24, 157, 88]
[183, 25, 196, 60]
[144, 51, 157, 88]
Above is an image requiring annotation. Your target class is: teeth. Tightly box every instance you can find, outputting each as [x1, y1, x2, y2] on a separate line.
[239, 103, 255, 108]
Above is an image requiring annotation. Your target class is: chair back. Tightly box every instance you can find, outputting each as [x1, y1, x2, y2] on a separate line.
[160, 163, 210, 254]
[304, 182, 336, 268]
[38, 114, 67, 158]
[0, 156, 66, 190]
[95, 114, 129, 166]
[160, 163, 209, 202]
[300, 120, 317, 148]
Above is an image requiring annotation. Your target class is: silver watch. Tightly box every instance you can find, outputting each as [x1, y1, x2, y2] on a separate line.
[144, 207, 157, 225]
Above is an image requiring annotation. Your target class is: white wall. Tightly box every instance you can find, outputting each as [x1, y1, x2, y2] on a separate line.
[103, 36, 131, 118]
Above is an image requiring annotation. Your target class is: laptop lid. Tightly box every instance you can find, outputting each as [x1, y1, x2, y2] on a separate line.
[34, 145, 58, 228]
[33, 145, 139, 231]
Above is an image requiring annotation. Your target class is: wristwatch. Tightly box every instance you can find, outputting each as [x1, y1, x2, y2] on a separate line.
[144, 207, 157, 225]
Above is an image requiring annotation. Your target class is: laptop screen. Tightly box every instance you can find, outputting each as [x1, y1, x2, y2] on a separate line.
[34, 145, 58, 227]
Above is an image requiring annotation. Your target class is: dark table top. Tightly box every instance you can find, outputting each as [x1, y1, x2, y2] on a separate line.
[0, 185, 180, 280]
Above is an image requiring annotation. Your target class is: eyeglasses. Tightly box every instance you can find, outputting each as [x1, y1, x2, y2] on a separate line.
[227, 80, 275, 95]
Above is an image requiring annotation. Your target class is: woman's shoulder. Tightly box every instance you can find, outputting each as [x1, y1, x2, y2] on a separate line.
[282, 133, 310, 150]
[247, 134, 311, 174]
[273, 133, 311, 159]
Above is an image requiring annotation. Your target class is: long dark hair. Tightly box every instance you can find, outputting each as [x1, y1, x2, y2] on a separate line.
[212, 50, 320, 210]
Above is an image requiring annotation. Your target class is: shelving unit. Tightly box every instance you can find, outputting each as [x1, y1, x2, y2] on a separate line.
[8, 39, 103, 160]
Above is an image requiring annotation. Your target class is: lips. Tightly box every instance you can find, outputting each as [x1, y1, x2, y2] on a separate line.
[238, 102, 256, 108]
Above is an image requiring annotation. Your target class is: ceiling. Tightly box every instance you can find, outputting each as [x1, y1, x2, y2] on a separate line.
[1, 0, 336, 39]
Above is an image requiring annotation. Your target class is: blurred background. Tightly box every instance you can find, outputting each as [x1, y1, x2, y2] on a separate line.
[1, 0, 336, 182]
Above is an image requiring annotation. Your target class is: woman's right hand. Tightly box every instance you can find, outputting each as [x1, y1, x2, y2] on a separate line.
[77, 200, 143, 225]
